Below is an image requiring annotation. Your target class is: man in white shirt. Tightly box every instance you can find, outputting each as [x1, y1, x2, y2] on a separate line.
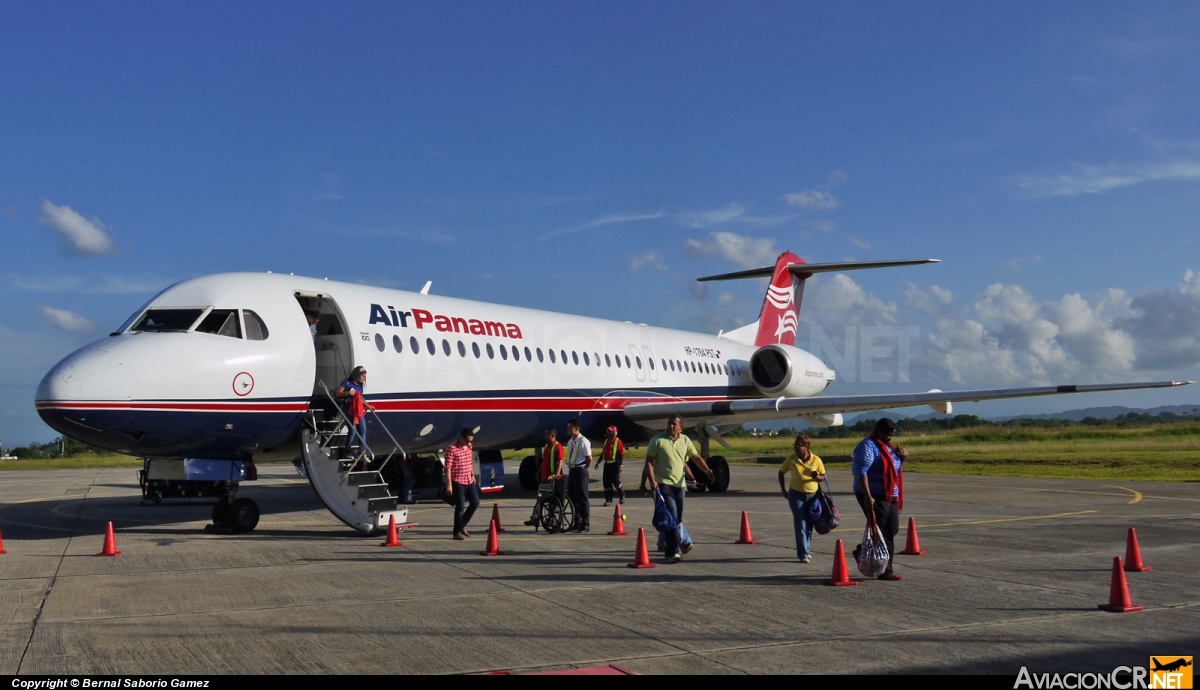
[564, 418, 592, 532]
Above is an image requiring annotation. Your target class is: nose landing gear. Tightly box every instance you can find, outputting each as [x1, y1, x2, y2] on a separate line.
[209, 496, 261, 533]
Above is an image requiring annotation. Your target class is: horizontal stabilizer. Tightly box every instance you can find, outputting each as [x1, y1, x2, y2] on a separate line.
[698, 259, 939, 283]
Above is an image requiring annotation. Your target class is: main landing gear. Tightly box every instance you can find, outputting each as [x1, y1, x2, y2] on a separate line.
[210, 496, 260, 533]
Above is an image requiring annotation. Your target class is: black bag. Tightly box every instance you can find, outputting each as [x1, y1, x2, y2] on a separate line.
[814, 479, 841, 535]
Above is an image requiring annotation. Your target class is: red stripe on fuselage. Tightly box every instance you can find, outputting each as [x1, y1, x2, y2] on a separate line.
[36, 395, 730, 413]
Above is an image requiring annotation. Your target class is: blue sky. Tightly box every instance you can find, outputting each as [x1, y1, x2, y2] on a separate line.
[3, 2, 1199, 445]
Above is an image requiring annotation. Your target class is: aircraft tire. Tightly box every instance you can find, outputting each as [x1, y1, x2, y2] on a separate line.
[518, 455, 538, 490]
[707, 456, 730, 493]
[228, 498, 260, 533]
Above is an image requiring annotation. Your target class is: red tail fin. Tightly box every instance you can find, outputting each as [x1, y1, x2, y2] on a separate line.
[754, 251, 804, 347]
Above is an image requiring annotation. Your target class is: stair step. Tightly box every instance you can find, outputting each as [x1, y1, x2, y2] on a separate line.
[357, 483, 390, 500]
[347, 471, 383, 486]
[368, 496, 398, 513]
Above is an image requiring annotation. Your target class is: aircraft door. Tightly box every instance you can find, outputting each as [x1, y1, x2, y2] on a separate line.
[294, 292, 353, 396]
[628, 344, 646, 383]
[642, 346, 658, 383]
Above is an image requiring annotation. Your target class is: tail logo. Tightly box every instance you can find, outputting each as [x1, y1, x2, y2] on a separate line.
[774, 311, 798, 342]
[766, 282, 794, 310]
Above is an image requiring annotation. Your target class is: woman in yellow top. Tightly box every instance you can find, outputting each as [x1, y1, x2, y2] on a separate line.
[777, 434, 826, 563]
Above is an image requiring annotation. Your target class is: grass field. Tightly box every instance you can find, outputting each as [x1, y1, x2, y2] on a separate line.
[5, 423, 1199, 481]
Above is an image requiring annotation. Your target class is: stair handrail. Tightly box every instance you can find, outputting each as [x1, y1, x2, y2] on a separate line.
[319, 381, 374, 473]
[367, 407, 406, 478]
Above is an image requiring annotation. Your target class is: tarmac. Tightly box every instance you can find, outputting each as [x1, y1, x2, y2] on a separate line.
[0, 462, 1197, 675]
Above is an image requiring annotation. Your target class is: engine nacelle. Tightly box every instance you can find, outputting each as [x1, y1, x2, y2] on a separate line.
[801, 413, 844, 427]
[748, 344, 834, 398]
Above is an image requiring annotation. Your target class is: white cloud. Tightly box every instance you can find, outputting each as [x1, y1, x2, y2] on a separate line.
[683, 232, 779, 269]
[1016, 161, 1200, 198]
[629, 250, 667, 273]
[10, 273, 167, 295]
[39, 200, 118, 256]
[781, 190, 840, 210]
[1003, 255, 1043, 272]
[36, 304, 95, 332]
[847, 234, 872, 250]
[543, 211, 666, 239]
[813, 219, 837, 233]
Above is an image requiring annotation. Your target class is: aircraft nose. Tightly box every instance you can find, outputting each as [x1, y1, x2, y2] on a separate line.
[36, 343, 133, 448]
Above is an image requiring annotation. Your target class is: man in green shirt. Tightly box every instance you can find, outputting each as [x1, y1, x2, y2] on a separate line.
[645, 415, 715, 563]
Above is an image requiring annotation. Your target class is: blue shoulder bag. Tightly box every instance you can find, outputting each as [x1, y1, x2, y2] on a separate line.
[652, 489, 678, 533]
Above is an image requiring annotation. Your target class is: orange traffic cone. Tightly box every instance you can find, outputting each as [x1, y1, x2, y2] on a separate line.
[735, 511, 757, 544]
[490, 504, 506, 533]
[480, 519, 505, 556]
[0, 526, 7, 555]
[608, 503, 628, 536]
[1099, 557, 1143, 612]
[825, 539, 858, 586]
[627, 527, 657, 569]
[381, 514, 403, 547]
[97, 522, 121, 557]
[1124, 528, 1150, 572]
[900, 517, 926, 555]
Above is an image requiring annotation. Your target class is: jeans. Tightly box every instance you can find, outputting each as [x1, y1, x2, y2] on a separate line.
[452, 481, 480, 536]
[343, 418, 367, 456]
[659, 484, 686, 556]
[856, 492, 899, 575]
[787, 489, 818, 560]
[602, 463, 625, 503]
[657, 522, 691, 550]
[567, 467, 590, 528]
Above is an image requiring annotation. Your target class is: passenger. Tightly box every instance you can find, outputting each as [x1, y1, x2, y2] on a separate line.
[644, 415, 716, 563]
[852, 418, 908, 581]
[564, 419, 592, 532]
[443, 428, 480, 540]
[598, 425, 626, 506]
[305, 310, 321, 341]
[524, 428, 565, 526]
[778, 434, 826, 563]
[643, 463, 695, 553]
[335, 366, 375, 464]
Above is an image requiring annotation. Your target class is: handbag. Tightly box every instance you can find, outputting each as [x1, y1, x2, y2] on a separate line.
[652, 489, 678, 533]
[814, 479, 841, 535]
[857, 511, 890, 577]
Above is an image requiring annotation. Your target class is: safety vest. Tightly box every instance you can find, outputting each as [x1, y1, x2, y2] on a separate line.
[544, 442, 563, 475]
[601, 438, 624, 464]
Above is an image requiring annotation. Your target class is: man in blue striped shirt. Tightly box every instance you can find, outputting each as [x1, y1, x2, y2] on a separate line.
[851, 418, 908, 580]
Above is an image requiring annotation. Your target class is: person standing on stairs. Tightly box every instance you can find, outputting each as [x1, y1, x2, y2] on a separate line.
[335, 366, 374, 467]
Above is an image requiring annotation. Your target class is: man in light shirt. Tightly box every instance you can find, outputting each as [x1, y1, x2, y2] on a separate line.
[564, 419, 592, 533]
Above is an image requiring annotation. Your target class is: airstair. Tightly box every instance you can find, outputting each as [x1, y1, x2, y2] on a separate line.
[300, 384, 409, 533]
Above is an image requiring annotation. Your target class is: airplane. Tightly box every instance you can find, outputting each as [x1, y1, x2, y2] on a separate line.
[35, 251, 1192, 534]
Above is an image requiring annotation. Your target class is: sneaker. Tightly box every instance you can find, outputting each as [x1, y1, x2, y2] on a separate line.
[878, 573, 902, 581]
[666, 553, 682, 563]
[523, 519, 536, 526]
[461, 529, 471, 538]
[682, 544, 694, 555]
[577, 525, 590, 533]
[619, 497, 625, 505]
[603, 501, 612, 507]
[800, 556, 812, 564]
[453, 533, 465, 541]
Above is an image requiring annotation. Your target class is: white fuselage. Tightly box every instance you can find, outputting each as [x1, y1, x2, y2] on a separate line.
[36, 272, 835, 458]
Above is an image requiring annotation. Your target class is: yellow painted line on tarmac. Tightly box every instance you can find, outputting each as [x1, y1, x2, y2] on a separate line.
[1105, 486, 1143, 504]
[916, 510, 1096, 529]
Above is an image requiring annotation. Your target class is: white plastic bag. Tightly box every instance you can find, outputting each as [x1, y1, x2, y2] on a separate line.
[857, 513, 890, 577]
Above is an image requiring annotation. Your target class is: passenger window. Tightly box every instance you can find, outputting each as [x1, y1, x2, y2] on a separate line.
[636, 357, 642, 369]
[243, 310, 269, 340]
[426, 338, 436, 355]
[375, 334, 385, 352]
[393, 335, 403, 353]
[512, 346, 520, 361]
[594, 352, 600, 366]
[605, 354, 611, 367]
[572, 351, 579, 365]
[442, 339, 451, 356]
[130, 308, 204, 333]
[486, 343, 495, 359]
[525, 347, 533, 361]
[625, 356, 631, 368]
[549, 349, 556, 364]
[649, 358, 655, 370]
[196, 309, 241, 338]
[615, 355, 621, 368]
[582, 352, 589, 366]
[473, 342, 481, 358]
[537, 348, 544, 362]
[458, 341, 467, 357]
[500, 344, 508, 360]
[410, 336, 420, 353]
[560, 350, 567, 364]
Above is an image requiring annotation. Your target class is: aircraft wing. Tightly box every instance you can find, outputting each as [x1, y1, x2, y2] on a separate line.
[622, 380, 1193, 428]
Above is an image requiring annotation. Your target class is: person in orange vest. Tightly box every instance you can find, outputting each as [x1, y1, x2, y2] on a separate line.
[598, 425, 626, 506]
[524, 427, 565, 526]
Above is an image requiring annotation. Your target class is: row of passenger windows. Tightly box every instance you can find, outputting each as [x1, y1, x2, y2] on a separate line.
[373, 333, 731, 376]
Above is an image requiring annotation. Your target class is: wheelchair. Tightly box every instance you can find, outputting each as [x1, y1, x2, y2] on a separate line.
[531, 479, 574, 534]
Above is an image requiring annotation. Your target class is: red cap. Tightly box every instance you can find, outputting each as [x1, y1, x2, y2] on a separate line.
[606, 425, 618, 433]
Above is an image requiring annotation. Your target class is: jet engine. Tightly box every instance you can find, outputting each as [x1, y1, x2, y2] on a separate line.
[748, 344, 834, 398]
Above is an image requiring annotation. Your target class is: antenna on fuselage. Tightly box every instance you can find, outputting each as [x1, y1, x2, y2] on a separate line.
[420, 281, 432, 295]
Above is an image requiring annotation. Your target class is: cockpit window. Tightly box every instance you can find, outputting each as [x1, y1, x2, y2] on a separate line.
[196, 309, 242, 338]
[243, 310, 269, 341]
[130, 308, 204, 333]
